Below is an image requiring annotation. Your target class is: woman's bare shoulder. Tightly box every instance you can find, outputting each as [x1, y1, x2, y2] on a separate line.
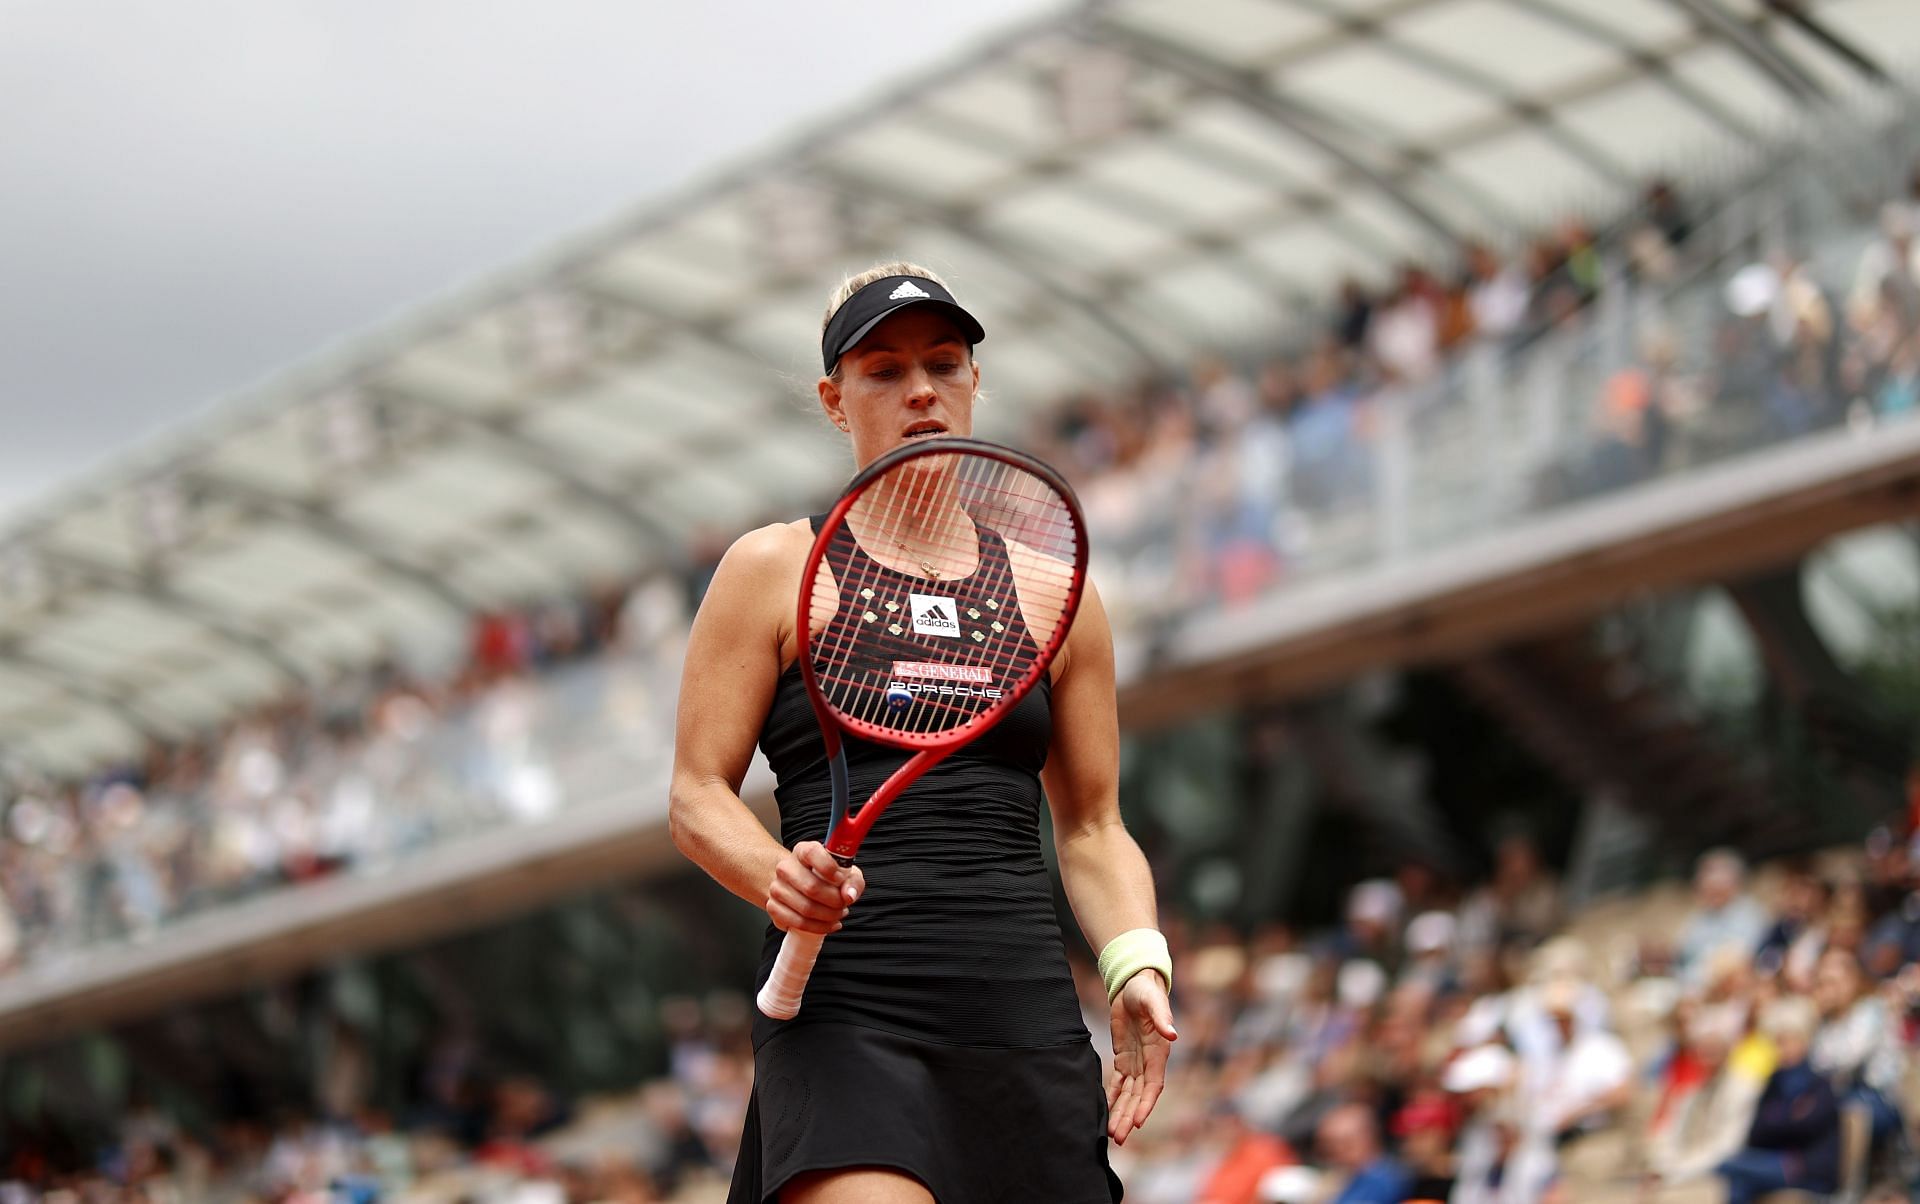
[719, 519, 814, 578]
[698, 518, 807, 607]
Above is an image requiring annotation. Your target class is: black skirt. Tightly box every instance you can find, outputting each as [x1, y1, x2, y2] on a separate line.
[728, 1022, 1122, 1204]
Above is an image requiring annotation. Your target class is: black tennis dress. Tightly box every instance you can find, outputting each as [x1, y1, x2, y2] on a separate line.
[728, 515, 1121, 1204]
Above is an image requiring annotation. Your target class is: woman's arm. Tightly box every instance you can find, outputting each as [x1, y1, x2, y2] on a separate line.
[1040, 579, 1176, 1145]
[1044, 581, 1159, 951]
[669, 523, 861, 936]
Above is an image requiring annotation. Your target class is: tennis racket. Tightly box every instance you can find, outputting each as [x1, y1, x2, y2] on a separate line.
[756, 436, 1089, 1020]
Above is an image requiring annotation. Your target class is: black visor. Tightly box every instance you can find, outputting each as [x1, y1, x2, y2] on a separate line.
[821, 275, 986, 374]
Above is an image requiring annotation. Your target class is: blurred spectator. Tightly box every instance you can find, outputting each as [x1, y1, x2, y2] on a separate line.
[1399, 911, 1457, 995]
[1625, 180, 1691, 283]
[1317, 1101, 1413, 1204]
[1511, 972, 1632, 1196]
[1716, 995, 1840, 1204]
[1457, 832, 1563, 957]
[1643, 1004, 1763, 1192]
[1809, 946, 1907, 1154]
[1393, 1091, 1459, 1202]
[1370, 266, 1443, 384]
[1756, 862, 1830, 987]
[1464, 242, 1529, 346]
[1334, 277, 1374, 350]
[1337, 879, 1404, 970]
[1195, 1108, 1297, 1204]
[1673, 848, 1770, 987]
[1444, 1043, 1522, 1204]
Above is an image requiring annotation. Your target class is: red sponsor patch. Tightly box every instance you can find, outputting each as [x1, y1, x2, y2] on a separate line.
[890, 661, 993, 683]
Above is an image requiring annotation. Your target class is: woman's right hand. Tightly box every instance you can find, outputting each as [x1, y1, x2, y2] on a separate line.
[766, 840, 865, 935]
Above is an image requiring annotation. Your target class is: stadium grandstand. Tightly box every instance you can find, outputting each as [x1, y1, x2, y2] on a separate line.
[3, 0, 1920, 1200]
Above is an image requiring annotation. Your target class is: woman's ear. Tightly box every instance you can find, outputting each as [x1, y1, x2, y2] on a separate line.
[818, 375, 848, 431]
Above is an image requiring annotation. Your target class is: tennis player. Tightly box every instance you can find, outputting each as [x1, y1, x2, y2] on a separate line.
[670, 261, 1176, 1203]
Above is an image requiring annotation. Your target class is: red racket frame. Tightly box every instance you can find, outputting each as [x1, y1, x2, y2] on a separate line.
[797, 436, 1088, 859]
[756, 437, 1087, 1020]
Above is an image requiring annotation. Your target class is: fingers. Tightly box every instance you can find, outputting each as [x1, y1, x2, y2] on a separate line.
[1131, 1044, 1170, 1130]
[1108, 1072, 1141, 1144]
[764, 891, 845, 935]
[1107, 983, 1176, 1145]
[765, 843, 862, 934]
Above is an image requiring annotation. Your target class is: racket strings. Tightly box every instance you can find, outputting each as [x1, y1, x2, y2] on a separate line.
[809, 452, 1081, 741]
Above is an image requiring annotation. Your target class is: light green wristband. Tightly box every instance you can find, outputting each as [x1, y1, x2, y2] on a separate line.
[1098, 928, 1172, 1005]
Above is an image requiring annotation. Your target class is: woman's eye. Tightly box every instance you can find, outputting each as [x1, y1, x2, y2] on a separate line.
[933, 362, 959, 374]
[871, 368, 899, 380]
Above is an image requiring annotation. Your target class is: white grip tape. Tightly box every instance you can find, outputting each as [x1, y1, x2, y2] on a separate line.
[757, 928, 827, 1020]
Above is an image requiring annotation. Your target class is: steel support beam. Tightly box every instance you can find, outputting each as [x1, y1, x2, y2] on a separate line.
[1661, 0, 1830, 101]
[1762, 0, 1888, 84]
[1506, 0, 1765, 143]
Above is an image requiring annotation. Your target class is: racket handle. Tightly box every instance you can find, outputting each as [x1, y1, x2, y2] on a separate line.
[758, 929, 827, 1020]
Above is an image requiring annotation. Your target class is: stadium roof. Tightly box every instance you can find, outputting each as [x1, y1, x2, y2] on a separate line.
[2, 0, 1913, 777]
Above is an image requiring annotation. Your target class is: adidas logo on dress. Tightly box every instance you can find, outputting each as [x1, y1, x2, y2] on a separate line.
[909, 593, 961, 637]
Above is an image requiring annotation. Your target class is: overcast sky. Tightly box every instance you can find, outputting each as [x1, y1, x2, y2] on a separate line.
[0, 0, 1053, 525]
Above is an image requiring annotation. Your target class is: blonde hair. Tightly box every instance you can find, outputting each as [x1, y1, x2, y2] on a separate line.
[821, 261, 961, 382]
[1760, 995, 1818, 1043]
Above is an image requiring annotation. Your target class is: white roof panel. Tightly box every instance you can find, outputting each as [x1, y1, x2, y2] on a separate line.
[923, 72, 1057, 149]
[829, 120, 1017, 201]
[1666, 44, 1804, 132]
[1076, 139, 1277, 222]
[1821, 0, 1920, 66]
[1556, 80, 1732, 177]
[1397, 1, 1622, 95]
[1286, 46, 1503, 140]
[1448, 128, 1632, 218]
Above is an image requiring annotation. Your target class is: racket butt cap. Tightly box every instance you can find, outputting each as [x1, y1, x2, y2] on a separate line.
[757, 928, 827, 1020]
[756, 984, 802, 1021]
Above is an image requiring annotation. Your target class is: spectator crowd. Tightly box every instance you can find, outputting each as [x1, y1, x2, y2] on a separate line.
[8, 154, 1920, 987]
[3, 126, 1920, 1204]
[1106, 827, 1920, 1204]
[20, 813, 1920, 1203]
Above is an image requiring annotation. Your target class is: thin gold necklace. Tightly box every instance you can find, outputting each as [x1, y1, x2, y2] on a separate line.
[898, 540, 940, 580]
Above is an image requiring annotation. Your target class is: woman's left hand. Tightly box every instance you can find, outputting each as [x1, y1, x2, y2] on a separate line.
[1106, 969, 1177, 1146]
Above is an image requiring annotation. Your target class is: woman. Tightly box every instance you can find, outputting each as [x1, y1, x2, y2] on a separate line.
[670, 262, 1177, 1204]
[1809, 946, 1906, 1154]
[1717, 995, 1840, 1204]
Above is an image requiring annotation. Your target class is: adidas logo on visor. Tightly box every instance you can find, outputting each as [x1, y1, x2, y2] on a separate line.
[889, 281, 932, 301]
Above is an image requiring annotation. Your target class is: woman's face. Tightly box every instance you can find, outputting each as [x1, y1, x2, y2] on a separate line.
[819, 307, 978, 467]
[1814, 951, 1861, 1013]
